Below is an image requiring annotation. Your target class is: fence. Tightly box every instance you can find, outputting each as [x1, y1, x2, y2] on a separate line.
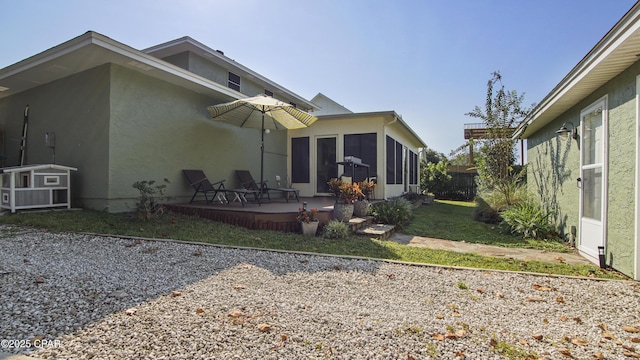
[434, 166, 477, 201]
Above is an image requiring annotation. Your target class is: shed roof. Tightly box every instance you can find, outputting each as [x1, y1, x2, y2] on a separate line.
[1, 164, 77, 173]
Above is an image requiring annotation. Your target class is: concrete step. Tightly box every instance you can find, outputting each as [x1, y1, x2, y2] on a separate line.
[346, 216, 374, 232]
[356, 223, 396, 240]
[343, 216, 395, 240]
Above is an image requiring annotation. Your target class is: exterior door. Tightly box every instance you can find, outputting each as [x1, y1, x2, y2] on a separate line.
[579, 99, 607, 261]
[316, 136, 337, 194]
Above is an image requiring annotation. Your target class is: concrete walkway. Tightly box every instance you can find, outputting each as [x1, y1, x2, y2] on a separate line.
[390, 233, 593, 266]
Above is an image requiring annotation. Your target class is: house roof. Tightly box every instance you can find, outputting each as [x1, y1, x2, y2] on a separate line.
[309, 92, 352, 115]
[318, 110, 427, 148]
[143, 37, 318, 111]
[514, 2, 640, 139]
[0, 31, 317, 111]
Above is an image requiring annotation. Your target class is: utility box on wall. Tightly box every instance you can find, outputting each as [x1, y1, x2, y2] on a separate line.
[1, 164, 77, 213]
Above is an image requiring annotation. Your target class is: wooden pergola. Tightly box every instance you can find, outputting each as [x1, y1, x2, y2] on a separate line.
[463, 123, 523, 165]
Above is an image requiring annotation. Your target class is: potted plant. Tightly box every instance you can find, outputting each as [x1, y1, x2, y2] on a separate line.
[354, 180, 375, 217]
[296, 203, 319, 236]
[327, 178, 362, 222]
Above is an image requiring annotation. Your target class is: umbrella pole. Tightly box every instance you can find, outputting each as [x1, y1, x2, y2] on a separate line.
[260, 111, 265, 199]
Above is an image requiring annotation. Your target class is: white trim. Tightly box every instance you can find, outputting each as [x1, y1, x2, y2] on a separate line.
[44, 176, 60, 186]
[578, 95, 609, 263]
[636, 75, 640, 280]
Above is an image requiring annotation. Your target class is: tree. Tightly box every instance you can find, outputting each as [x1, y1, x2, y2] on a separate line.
[420, 159, 451, 195]
[423, 146, 447, 165]
[465, 71, 530, 188]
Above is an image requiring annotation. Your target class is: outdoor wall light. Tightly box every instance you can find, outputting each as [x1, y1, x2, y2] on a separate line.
[264, 128, 270, 134]
[556, 122, 578, 140]
[598, 246, 606, 269]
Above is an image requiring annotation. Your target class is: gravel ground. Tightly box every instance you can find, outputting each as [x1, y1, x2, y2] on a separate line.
[1, 226, 639, 360]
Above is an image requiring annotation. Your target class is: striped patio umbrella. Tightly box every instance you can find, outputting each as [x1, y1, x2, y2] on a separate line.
[207, 94, 317, 197]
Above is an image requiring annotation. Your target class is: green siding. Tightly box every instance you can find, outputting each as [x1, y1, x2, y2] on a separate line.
[0, 65, 111, 209]
[527, 61, 639, 277]
[0, 63, 290, 213]
[107, 64, 288, 212]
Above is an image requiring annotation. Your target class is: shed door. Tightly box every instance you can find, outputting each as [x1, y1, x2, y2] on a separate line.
[579, 99, 607, 261]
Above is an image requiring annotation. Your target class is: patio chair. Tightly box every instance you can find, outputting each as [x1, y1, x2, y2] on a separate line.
[183, 170, 260, 207]
[235, 170, 299, 203]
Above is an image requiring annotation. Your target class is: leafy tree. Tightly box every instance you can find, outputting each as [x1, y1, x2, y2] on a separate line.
[465, 71, 530, 190]
[420, 159, 451, 194]
[423, 146, 447, 165]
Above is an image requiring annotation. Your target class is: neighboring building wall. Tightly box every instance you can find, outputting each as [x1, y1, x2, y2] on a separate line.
[527, 61, 639, 277]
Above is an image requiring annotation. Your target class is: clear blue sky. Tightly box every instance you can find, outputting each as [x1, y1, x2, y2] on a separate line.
[0, 0, 636, 156]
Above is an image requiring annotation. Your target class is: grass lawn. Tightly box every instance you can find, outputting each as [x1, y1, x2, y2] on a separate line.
[0, 202, 622, 279]
[403, 200, 571, 253]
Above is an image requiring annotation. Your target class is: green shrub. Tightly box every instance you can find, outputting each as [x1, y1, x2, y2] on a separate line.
[132, 179, 170, 221]
[476, 168, 528, 212]
[322, 220, 350, 239]
[500, 200, 556, 239]
[473, 196, 501, 224]
[372, 198, 412, 229]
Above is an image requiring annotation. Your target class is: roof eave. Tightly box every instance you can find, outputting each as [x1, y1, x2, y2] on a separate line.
[318, 110, 427, 148]
[518, 2, 640, 139]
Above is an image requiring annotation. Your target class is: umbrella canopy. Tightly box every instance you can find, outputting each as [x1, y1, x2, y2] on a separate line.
[207, 94, 317, 130]
[207, 94, 318, 198]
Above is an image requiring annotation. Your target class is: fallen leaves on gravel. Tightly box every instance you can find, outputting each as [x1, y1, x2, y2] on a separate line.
[525, 297, 545, 302]
[557, 348, 572, 358]
[257, 323, 271, 332]
[570, 338, 589, 345]
[624, 350, 640, 358]
[532, 284, 555, 291]
[625, 326, 640, 333]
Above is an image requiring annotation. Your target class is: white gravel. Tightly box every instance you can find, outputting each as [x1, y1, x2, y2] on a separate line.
[1, 226, 639, 359]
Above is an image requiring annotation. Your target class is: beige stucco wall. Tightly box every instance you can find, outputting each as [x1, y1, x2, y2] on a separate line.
[527, 61, 639, 277]
[288, 113, 423, 199]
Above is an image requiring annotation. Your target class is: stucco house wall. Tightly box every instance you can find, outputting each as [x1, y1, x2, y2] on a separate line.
[0, 61, 290, 212]
[0, 32, 426, 214]
[527, 61, 639, 277]
[288, 112, 424, 199]
[0, 65, 111, 209]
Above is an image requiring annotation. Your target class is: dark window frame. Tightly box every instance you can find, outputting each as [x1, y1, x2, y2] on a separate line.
[228, 72, 240, 91]
[343, 133, 377, 182]
[291, 137, 310, 183]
